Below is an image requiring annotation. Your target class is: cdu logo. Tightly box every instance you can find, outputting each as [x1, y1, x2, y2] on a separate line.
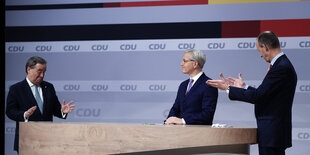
[178, 43, 195, 49]
[91, 45, 108, 51]
[149, 44, 166, 50]
[8, 46, 24, 52]
[237, 42, 256, 49]
[207, 43, 225, 49]
[76, 108, 101, 118]
[280, 42, 287, 48]
[149, 84, 166, 91]
[6, 127, 16, 134]
[63, 45, 80, 51]
[91, 84, 108, 91]
[63, 84, 80, 91]
[120, 84, 137, 91]
[298, 132, 310, 140]
[120, 44, 137, 50]
[35, 45, 52, 52]
[299, 41, 310, 48]
[299, 85, 310, 91]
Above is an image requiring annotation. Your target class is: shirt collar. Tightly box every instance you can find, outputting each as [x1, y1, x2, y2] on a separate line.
[190, 72, 203, 82]
[26, 77, 36, 87]
[271, 52, 284, 66]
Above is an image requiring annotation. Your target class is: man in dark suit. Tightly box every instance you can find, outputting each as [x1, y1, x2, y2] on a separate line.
[165, 49, 218, 125]
[206, 31, 297, 155]
[6, 56, 75, 153]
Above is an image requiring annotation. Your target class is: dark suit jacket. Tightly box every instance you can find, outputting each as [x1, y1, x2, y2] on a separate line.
[229, 54, 297, 148]
[167, 73, 218, 125]
[6, 79, 66, 151]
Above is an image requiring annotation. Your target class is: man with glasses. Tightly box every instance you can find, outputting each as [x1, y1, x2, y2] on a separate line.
[165, 49, 218, 125]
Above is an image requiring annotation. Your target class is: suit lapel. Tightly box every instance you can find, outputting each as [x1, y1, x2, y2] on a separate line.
[41, 82, 48, 115]
[185, 73, 206, 96]
[267, 54, 286, 75]
[22, 79, 43, 116]
[22, 79, 37, 107]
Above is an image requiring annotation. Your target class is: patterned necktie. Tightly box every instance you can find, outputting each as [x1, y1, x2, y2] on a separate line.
[186, 79, 194, 94]
[34, 85, 43, 113]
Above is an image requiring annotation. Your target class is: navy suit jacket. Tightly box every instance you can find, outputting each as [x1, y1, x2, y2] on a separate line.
[229, 54, 297, 148]
[6, 79, 66, 151]
[167, 73, 218, 125]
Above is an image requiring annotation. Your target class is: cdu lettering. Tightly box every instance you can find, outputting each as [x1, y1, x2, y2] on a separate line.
[91, 45, 108, 51]
[6, 127, 16, 134]
[298, 132, 310, 140]
[120, 44, 137, 50]
[149, 85, 166, 91]
[207, 43, 225, 49]
[63, 45, 80, 51]
[178, 43, 195, 49]
[120, 84, 137, 91]
[280, 42, 286, 48]
[300, 85, 310, 91]
[237, 42, 255, 49]
[76, 108, 101, 117]
[35, 45, 52, 52]
[299, 41, 310, 48]
[63, 84, 80, 91]
[91, 84, 108, 91]
[8, 46, 24, 52]
[149, 44, 166, 50]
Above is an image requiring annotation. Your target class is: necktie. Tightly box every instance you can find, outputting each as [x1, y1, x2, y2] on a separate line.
[34, 85, 43, 113]
[267, 64, 272, 73]
[186, 79, 194, 94]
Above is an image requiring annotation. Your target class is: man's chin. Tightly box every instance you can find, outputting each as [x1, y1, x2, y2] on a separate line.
[36, 80, 43, 85]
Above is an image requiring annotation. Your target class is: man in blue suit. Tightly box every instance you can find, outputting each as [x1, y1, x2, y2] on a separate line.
[165, 49, 218, 125]
[6, 56, 75, 153]
[206, 31, 297, 155]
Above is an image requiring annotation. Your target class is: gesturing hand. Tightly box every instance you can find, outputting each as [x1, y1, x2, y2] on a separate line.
[25, 106, 37, 118]
[206, 73, 246, 90]
[61, 100, 75, 114]
[206, 73, 230, 90]
[227, 73, 246, 88]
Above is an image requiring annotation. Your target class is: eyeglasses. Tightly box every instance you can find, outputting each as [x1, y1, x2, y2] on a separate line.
[182, 59, 194, 63]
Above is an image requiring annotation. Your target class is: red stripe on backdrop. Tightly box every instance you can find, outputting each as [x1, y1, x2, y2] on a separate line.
[221, 21, 261, 38]
[104, 3, 121, 7]
[120, 0, 208, 7]
[260, 19, 310, 37]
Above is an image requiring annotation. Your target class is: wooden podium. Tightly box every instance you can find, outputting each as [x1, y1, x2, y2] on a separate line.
[19, 122, 257, 155]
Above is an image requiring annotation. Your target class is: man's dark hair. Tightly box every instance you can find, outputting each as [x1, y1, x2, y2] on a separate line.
[257, 31, 280, 49]
[25, 56, 47, 73]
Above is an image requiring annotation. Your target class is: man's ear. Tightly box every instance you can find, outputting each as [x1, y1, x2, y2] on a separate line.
[263, 44, 270, 52]
[26, 66, 31, 74]
[193, 61, 199, 69]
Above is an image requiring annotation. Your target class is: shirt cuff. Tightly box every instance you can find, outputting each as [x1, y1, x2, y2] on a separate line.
[61, 111, 67, 118]
[226, 86, 230, 94]
[182, 118, 186, 124]
[24, 112, 28, 122]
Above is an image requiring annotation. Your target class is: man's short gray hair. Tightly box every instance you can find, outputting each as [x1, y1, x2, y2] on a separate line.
[185, 49, 206, 69]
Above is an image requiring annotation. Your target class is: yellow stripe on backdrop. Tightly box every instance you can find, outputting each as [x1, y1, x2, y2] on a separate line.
[209, 0, 301, 4]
